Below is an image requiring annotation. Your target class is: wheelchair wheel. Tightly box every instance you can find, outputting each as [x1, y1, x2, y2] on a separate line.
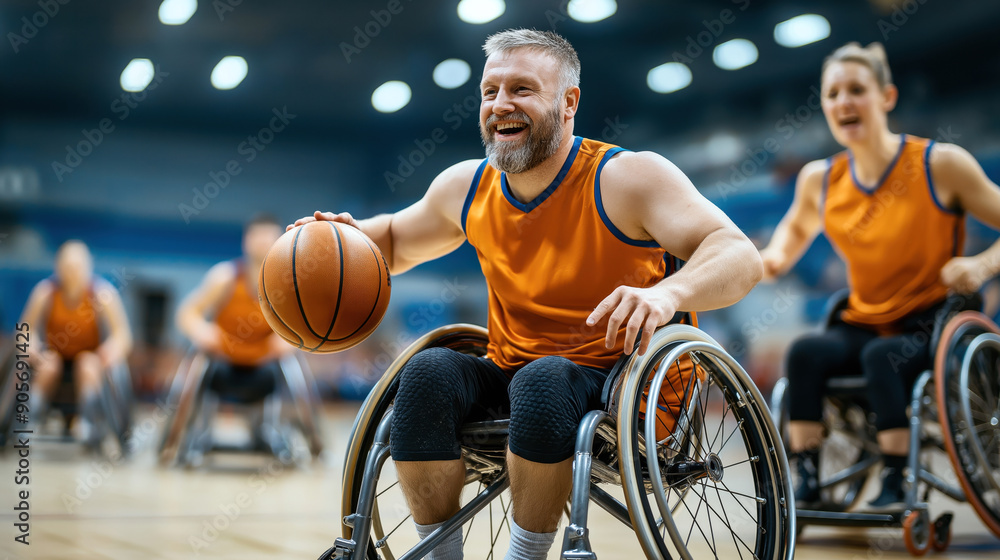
[340, 324, 524, 560]
[814, 399, 876, 511]
[158, 352, 212, 466]
[616, 325, 793, 560]
[934, 312, 1000, 537]
[902, 509, 932, 557]
[276, 354, 325, 457]
[771, 378, 875, 512]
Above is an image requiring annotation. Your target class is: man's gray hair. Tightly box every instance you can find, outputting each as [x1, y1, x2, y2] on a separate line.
[482, 29, 581, 92]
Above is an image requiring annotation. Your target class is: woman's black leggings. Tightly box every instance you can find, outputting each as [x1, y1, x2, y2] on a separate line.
[786, 303, 943, 432]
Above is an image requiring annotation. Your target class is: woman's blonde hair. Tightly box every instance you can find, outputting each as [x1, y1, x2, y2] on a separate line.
[822, 42, 893, 88]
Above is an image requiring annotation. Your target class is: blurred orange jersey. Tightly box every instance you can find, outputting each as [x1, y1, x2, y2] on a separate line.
[823, 135, 964, 333]
[463, 136, 678, 371]
[215, 261, 274, 366]
[45, 280, 102, 359]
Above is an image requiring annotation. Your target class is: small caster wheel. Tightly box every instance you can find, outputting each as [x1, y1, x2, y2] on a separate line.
[932, 512, 953, 552]
[903, 510, 933, 556]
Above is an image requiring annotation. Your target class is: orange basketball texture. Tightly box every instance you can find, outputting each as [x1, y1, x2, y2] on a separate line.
[257, 221, 391, 353]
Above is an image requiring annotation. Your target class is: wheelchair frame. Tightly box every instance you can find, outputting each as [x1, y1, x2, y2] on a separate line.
[324, 323, 795, 560]
[0, 350, 134, 453]
[158, 350, 325, 467]
[770, 292, 1000, 555]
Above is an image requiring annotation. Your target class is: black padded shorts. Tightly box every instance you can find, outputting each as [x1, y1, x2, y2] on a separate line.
[390, 347, 610, 464]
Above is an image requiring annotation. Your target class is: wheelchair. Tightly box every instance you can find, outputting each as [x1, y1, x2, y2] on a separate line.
[320, 323, 795, 560]
[0, 348, 134, 454]
[158, 351, 325, 467]
[770, 290, 1000, 555]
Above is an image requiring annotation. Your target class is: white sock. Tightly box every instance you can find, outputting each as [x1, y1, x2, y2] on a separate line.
[415, 520, 464, 560]
[504, 519, 557, 560]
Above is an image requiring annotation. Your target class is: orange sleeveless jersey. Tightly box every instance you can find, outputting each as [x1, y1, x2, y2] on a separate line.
[45, 280, 102, 359]
[214, 261, 274, 366]
[463, 136, 677, 371]
[823, 135, 964, 333]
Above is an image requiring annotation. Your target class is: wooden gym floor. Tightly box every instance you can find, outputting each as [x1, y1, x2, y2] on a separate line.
[1, 402, 998, 559]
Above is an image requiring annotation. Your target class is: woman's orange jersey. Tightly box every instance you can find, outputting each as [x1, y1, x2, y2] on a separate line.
[215, 261, 274, 366]
[463, 136, 677, 371]
[45, 280, 102, 359]
[823, 135, 964, 333]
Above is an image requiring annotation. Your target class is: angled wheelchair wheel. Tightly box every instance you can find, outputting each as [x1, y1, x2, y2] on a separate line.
[276, 354, 325, 457]
[935, 312, 1000, 537]
[340, 324, 523, 560]
[0, 350, 18, 448]
[934, 312, 1000, 537]
[158, 352, 212, 466]
[615, 325, 794, 560]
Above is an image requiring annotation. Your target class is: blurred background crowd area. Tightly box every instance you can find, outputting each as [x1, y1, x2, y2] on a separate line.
[1, 0, 999, 400]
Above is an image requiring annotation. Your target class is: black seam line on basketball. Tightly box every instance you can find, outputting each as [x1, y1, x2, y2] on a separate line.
[260, 253, 304, 349]
[325, 231, 385, 343]
[309, 221, 346, 351]
[292, 225, 324, 340]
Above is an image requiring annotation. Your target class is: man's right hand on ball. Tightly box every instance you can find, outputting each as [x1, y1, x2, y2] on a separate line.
[287, 211, 359, 231]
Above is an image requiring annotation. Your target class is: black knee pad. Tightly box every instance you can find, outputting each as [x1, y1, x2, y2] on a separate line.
[390, 347, 474, 462]
[507, 356, 602, 464]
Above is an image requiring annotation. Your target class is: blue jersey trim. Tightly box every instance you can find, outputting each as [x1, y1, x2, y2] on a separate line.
[594, 147, 660, 248]
[924, 140, 961, 216]
[500, 136, 582, 213]
[848, 134, 907, 195]
[461, 159, 490, 235]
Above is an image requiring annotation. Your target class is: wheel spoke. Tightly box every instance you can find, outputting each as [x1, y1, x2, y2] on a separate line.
[709, 389, 731, 451]
[716, 478, 763, 521]
[377, 513, 412, 548]
[677, 482, 718, 557]
[701, 483, 760, 559]
[375, 480, 399, 499]
[712, 478, 747, 560]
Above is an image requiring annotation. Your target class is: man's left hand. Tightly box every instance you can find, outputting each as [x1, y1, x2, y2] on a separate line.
[587, 286, 679, 356]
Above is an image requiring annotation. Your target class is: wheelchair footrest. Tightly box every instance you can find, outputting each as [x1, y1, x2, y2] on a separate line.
[561, 523, 596, 560]
[797, 509, 901, 527]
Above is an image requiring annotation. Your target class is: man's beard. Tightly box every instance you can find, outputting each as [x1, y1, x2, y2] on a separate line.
[480, 103, 564, 174]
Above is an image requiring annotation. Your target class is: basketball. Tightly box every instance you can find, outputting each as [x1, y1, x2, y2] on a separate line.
[257, 220, 391, 353]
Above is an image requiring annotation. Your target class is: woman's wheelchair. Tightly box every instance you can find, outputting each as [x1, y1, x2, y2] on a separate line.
[0, 349, 134, 454]
[770, 291, 1000, 555]
[319, 323, 795, 560]
[157, 351, 325, 467]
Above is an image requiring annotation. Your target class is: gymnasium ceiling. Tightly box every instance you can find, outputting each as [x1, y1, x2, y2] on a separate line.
[1, 0, 999, 140]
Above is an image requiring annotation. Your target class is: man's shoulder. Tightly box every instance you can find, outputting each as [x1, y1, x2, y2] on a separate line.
[598, 150, 683, 194]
